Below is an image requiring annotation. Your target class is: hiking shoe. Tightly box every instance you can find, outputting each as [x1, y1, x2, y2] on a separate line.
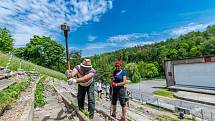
[119, 117, 125, 121]
[111, 113, 116, 118]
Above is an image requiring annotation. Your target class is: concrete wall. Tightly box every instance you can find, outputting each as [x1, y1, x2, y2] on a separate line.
[165, 56, 215, 88]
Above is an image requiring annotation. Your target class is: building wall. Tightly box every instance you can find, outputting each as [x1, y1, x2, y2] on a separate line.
[165, 56, 215, 88]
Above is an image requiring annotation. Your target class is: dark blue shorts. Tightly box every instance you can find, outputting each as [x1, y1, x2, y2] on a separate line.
[111, 88, 126, 107]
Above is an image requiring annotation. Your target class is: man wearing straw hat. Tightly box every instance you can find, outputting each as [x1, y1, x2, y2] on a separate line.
[67, 59, 96, 119]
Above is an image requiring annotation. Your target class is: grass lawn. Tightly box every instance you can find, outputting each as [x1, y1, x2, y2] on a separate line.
[0, 52, 66, 80]
[153, 88, 176, 99]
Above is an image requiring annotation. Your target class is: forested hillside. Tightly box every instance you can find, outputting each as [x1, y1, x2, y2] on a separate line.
[1, 25, 215, 83]
[89, 25, 215, 83]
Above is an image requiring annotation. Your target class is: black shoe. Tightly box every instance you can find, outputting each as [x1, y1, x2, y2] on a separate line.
[111, 113, 116, 118]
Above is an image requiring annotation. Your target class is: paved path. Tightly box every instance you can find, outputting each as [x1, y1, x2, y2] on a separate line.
[126, 80, 166, 95]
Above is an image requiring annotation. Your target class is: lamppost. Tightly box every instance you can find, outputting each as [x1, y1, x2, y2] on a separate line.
[61, 23, 70, 71]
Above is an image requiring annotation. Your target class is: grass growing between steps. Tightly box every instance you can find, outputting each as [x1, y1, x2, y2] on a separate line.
[155, 115, 180, 121]
[0, 52, 66, 80]
[80, 109, 93, 121]
[153, 88, 176, 100]
[0, 78, 32, 111]
[34, 76, 47, 108]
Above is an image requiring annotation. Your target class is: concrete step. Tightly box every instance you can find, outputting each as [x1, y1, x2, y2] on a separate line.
[175, 91, 215, 106]
[169, 86, 215, 95]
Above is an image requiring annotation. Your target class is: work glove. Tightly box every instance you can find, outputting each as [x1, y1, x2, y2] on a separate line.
[68, 78, 77, 85]
[65, 70, 72, 78]
[111, 82, 117, 87]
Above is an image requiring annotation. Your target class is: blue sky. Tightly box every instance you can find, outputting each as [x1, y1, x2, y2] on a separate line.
[1, 0, 215, 56]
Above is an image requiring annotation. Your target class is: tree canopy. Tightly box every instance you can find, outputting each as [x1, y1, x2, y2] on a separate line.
[15, 35, 65, 72]
[0, 28, 13, 52]
[89, 25, 215, 83]
[2, 24, 215, 83]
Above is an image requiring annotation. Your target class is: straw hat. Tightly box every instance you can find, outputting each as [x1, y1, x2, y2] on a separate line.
[80, 59, 92, 68]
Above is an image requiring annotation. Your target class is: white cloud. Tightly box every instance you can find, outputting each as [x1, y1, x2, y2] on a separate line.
[83, 39, 155, 57]
[171, 23, 211, 36]
[86, 42, 117, 49]
[85, 33, 155, 49]
[0, 0, 113, 47]
[88, 35, 97, 42]
[69, 46, 79, 51]
[108, 33, 149, 42]
[124, 41, 154, 47]
[121, 10, 127, 14]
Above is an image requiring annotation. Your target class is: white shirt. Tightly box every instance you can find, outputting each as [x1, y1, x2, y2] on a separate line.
[106, 85, 110, 93]
[97, 82, 102, 91]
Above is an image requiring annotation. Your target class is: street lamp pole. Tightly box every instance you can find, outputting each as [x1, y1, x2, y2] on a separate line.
[61, 23, 70, 71]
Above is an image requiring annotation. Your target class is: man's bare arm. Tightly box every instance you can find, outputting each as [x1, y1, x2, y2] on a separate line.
[76, 73, 94, 83]
[71, 68, 78, 78]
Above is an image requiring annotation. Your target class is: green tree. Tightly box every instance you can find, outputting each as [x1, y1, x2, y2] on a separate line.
[93, 57, 112, 84]
[190, 46, 200, 57]
[13, 48, 25, 58]
[23, 35, 65, 72]
[168, 49, 178, 60]
[0, 28, 14, 52]
[200, 38, 215, 55]
[144, 63, 159, 78]
[89, 25, 215, 79]
[125, 63, 141, 83]
[70, 50, 82, 68]
[137, 61, 146, 78]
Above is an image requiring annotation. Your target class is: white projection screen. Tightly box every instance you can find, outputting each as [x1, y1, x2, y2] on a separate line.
[174, 62, 215, 88]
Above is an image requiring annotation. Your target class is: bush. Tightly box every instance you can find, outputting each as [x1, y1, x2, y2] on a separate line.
[144, 63, 159, 78]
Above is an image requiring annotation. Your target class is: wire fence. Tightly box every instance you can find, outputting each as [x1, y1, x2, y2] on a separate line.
[192, 109, 215, 121]
[129, 90, 215, 121]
